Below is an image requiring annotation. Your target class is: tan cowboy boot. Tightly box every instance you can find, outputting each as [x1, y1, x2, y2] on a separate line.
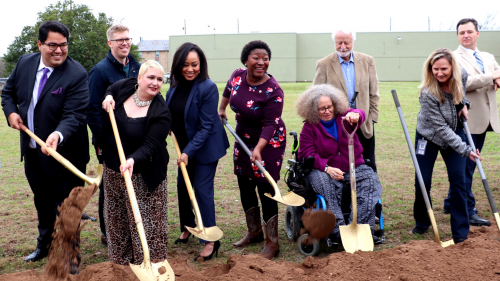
[260, 214, 279, 260]
[233, 206, 264, 247]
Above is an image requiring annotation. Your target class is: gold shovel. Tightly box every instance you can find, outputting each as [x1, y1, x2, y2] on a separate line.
[171, 132, 224, 241]
[20, 124, 102, 187]
[109, 108, 175, 281]
[222, 118, 305, 207]
[339, 117, 374, 253]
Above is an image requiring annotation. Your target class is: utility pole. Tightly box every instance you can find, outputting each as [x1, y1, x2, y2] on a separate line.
[237, 18, 239, 33]
[390, 18, 391, 31]
[428, 16, 430, 31]
[184, 19, 186, 35]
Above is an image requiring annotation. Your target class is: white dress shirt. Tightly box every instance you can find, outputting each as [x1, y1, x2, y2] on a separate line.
[27, 58, 63, 148]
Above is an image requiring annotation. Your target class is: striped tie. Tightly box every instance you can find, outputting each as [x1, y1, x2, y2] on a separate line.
[473, 52, 484, 73]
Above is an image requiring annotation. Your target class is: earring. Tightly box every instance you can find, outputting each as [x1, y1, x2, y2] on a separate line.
[135, 84, 139, 90]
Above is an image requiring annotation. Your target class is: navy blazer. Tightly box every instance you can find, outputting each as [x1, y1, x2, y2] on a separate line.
[1, 53, 90, 177]
[166, 77, 229, 164]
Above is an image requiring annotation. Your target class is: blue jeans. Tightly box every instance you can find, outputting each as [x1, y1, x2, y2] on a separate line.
[443, 132, 486, 215]
[413, 130, 469, 238]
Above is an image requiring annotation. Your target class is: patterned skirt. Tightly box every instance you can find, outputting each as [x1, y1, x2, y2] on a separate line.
[307, 164, 382, 234]
[103, 164, 169, 265]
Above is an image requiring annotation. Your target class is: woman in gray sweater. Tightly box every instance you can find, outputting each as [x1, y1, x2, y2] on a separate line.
[412, 48, 481, 244]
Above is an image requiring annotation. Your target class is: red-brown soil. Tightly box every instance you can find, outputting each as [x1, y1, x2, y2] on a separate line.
[2, 224, 499, 281]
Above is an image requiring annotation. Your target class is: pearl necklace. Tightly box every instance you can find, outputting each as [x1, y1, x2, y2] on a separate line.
[133, 92, 152, 107]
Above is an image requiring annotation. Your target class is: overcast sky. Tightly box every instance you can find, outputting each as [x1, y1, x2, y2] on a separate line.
[1, 0, 498, 58]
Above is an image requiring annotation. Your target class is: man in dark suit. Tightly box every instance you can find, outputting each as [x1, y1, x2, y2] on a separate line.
[1, 21, 89, 271]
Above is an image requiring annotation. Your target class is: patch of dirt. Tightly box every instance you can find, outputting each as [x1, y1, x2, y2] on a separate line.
[2, 223, 500, 280]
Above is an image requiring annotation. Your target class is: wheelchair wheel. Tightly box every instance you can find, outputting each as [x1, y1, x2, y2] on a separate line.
[285, 206, 301, 241]
[297, 233, 320, 256]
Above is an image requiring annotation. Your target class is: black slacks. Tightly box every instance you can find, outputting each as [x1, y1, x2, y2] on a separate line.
[24, 148, 85, 252]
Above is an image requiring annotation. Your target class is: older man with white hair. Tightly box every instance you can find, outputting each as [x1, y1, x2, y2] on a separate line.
[313, 29, 380, 172]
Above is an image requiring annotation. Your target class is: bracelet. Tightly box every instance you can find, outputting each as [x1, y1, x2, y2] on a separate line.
[324, 165, 329, 172]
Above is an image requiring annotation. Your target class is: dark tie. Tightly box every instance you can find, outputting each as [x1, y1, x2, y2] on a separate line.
[473, 52, 484, 73]
[37, 68, 50, 100]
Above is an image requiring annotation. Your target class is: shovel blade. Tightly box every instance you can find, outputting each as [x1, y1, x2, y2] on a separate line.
[440, 240, 454, 248]
[186, 225, 223, 242]
[339, 223, 374, 253]
[264, 191, 305, 207]
[130, 260, 175, 281]
[94, 164, 103, 187]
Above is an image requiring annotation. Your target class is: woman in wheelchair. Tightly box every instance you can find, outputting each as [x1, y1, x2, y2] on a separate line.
[296, 84, 382, 244]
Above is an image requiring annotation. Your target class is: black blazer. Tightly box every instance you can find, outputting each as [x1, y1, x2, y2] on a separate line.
[1, 53, 90, 177]
[102, 78, 172, 192]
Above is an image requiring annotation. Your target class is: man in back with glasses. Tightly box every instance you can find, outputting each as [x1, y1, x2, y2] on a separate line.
[87, 24, 140, 246]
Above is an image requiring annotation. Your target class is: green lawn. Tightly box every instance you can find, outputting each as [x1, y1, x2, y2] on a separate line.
[1, 82, 499, 274]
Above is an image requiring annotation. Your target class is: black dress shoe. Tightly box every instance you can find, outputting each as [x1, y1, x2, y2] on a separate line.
[453, 237, 467, 244]
[443, 208, 450, 214]
[469, 214, 491, 226]
[326, 232, 342, 246]
[25, 248, 48, 262]
[412, 226, 428, 235]
[175, 233, 192, 244]
[193, 240, 220, 261]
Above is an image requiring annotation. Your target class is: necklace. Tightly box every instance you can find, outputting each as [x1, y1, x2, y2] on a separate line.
[133, 92, 152, 107]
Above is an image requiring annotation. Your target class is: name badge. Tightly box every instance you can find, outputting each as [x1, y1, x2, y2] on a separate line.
[416, 139, 427, 155]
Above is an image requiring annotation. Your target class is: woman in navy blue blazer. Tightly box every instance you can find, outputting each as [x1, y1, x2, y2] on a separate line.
[166, 42, 229, 261]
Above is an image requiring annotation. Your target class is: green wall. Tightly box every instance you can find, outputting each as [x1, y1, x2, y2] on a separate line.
[170, 31, 500, 82]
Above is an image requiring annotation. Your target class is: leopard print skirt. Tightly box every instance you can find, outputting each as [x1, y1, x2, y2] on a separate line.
[103, 164, 168, 265]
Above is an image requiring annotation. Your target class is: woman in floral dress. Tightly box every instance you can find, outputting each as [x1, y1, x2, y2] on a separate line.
[219, 40, 286, 260]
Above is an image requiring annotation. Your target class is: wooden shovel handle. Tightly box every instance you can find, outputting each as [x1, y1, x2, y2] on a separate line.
[19, 124, 95, 185]
[108, 107, 151, 264]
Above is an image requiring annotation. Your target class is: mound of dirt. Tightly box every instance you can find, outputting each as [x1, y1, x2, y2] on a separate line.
[2, 225, 500, 281]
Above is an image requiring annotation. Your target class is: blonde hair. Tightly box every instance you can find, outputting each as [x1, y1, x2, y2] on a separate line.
[419, 48, 463, 104]
[107, 24, 129, 41]
[138, 60, 165, 78]
[296, 84, 349, 124]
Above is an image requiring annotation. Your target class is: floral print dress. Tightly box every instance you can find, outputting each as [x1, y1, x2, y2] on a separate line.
[223, 68, 286, 182]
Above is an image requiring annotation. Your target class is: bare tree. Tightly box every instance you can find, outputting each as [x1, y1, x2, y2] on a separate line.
[432, 11, 500, 31]
[478, 12, 499, 30]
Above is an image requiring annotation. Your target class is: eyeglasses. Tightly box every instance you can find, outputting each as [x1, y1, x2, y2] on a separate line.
[318, 105, 334, 113]
[42, 42, 68, 51]
[110, 38, 132, 44]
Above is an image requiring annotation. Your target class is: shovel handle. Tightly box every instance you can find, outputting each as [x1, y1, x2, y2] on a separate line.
[392, 90, 441, 244]
[340, 117, 360, 223]
[19, 124, 96, 185]
[460, 115, 499, 215]
[108, 107, 151, 264]
[222, 118, 282, 195]
[170, 132, 206, 230]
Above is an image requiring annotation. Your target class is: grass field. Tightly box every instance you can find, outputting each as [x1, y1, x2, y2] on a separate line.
[1, 81, 500, 274]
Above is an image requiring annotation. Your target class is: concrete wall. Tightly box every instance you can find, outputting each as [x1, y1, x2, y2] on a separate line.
[170, 31, 500, 82]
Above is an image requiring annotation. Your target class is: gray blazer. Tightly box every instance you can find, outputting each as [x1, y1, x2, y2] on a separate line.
[416, 69, 472, 157]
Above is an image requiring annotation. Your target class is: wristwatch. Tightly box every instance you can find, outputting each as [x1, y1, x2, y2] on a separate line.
[324, 165, 329, 172]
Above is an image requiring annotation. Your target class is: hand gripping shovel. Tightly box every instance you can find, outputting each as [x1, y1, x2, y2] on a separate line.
[108, 108, 175, 281]
[460, 115, 500, 232]
[170, 132, 223, 241]
[19, 123, 102, 188]
[222, 118, 305, 207]
[338, 117, 374, 253]
[392, 90, 454, 247]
